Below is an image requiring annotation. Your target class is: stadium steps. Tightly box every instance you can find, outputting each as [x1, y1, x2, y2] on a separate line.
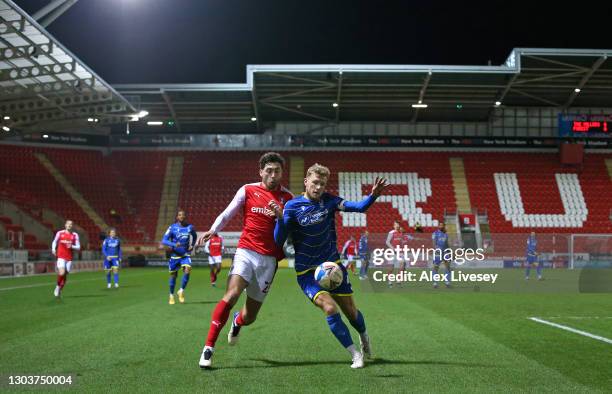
[0, 200, 53, 245]
[155, 156, 184, 241]
[289, 156, 305, 195]
[449, 157, 472, 214]
[33, 153, 109, 232]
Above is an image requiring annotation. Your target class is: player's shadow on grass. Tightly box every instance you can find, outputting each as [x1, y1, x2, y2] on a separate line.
[230, 358, 497, 370]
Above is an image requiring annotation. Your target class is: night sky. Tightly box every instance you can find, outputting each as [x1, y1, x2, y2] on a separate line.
[12, 0, 612, 84]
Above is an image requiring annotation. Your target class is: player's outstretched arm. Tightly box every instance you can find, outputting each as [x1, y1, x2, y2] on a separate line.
[72, 234, 81, 250]
[198, 186, 246, 245]
[273, 208, 293, 247]
[161, 227, 175, 249]
[51, 231, 60, 256]
[341, 176, 389, 213]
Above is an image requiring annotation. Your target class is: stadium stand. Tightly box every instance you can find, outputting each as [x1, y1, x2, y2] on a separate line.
[0, 146, 610, 253]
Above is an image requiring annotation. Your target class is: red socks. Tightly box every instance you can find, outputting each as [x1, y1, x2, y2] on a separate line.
[57, 274, 67, 289]
[235, 311, 245, 326]
[210, 270, 217, 284]
[205, 300, 232, 347]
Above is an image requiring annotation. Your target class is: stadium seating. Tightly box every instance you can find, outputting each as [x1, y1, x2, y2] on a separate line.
[0, 145, 610, 252]
[0, 145, 100, 247]
[464, 152, 612, 233]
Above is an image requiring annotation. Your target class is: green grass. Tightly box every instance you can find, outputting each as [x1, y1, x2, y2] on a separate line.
[1, 268, 611, 393]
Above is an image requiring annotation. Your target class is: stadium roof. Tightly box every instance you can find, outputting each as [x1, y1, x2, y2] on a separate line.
[115, 48, 612, 134]
[1, 0, 611, 136]
[0, 0, 136, 135]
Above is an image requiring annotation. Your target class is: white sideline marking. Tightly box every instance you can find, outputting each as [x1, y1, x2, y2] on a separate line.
[529, 317, 612, 345]
[0, 272, 155, 292]
[546, 316, 612, 320]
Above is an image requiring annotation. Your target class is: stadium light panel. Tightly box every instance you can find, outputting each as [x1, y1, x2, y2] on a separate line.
[138, 110, 149, 118]
[147, 121, 163, 126]
[495, 101, 502, 106]
[332, 102, 339, 108]
[43, 134, 49, 139]
[3, 116, 9, 120]
[2, 126, 10, 132]
[574, 88, 581, 93]
[251, 117, 257, 121]
[412, 104, 428, 108]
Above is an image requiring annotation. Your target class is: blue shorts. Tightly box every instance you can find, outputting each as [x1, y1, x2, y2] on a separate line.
[169, 256, 192, 272]
[104, 258, 120, 270]
[526, 255, 538, 264]
[433, 258, 449, 266]
[297, 262, 353, 302]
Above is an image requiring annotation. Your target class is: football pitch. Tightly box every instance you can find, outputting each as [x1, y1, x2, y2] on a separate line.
[1, 268, 611, 393]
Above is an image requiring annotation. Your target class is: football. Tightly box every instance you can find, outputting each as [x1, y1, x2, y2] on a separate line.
[314, 262, 344, 290]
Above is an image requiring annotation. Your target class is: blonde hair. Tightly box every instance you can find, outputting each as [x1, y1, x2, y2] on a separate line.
[306, 163, 330, 179]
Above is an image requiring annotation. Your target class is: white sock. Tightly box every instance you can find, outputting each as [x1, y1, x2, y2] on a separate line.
[346, 344, 359, 357]
[359, 331, 369, 342]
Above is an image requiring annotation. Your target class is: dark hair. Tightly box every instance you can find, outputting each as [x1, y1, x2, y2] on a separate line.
[259, 152, 285, 169]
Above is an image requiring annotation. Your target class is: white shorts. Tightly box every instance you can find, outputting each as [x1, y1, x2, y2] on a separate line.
[341, 255, 354, 267]
[229, 248, 277, 303]
[391, 259, 409, 269]
[56, 258, 72, 272]
[208, 255, 222, 265]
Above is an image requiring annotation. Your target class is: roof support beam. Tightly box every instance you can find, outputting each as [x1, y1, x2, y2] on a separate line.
[564, 55, 607, 109]
[412, 71, 432, 122]
[487, 73, 520, 119]
[512, 70, 585, 86]
[260, 85, 335, 103]
[522, 55, 588, 71]
[261, 101, 333, 122]
[510, 88, 562, 106]
[334, 72, 343, 123]
[32, 0, 70, 20]
[0, 60, 77, 82]
[251, 81, 262, 131]
[161, 89, 181, 132]
[38, 0, 80, 28]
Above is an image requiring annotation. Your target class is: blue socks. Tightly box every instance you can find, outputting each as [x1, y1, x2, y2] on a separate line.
[536, 263, 542, 277]
[348, 310, 367, 334]
[525, 266, 531, 277]
[106, 272, 111, 285]
[181, 273, 190, 290]
[113, 272, 119, 284]
[169, 275, 176, 294]
[326, 313, 353, 348]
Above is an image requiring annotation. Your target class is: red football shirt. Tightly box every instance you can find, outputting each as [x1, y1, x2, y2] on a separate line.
[52, 230, 80, 261]
[211, 182, 293, 260]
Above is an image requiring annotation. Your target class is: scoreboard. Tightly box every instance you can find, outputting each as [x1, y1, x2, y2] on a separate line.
[559, 114, 611, 137]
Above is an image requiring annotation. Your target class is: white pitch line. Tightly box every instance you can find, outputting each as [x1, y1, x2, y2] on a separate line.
[0, 272, 156, 292]
[529, 317, 612, 345]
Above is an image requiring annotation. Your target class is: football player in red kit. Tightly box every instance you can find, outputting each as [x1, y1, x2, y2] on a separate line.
[52, 220, 80, 297]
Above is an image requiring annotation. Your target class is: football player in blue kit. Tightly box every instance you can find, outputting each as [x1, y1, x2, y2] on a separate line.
[432, 222, 451, 288]
[525, 232, 542, 280]
[102, 228, 122, 289]
[274, 163, 388, 368]
[161, 210, 197, 304]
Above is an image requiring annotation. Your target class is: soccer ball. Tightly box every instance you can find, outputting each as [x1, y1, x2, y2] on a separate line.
[314, 262, 344, 290]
